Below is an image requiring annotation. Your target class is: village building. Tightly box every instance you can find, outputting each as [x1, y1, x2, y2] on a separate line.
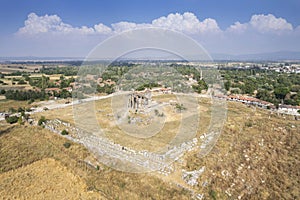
[45, 87, 60, 95]
[151, 87, 172, 94]
[219, 95, 276, 110]
[278, 104, 300, 115]
[64, 87, 73, 92]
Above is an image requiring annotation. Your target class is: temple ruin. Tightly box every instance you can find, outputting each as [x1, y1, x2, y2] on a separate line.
[128, 90, 152, 110]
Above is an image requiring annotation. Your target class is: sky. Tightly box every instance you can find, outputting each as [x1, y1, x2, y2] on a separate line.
[0, 0, 299, 58]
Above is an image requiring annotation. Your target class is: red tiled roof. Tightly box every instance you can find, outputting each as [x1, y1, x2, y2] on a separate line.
[45, 88, 60, 91]
[279, 104, 300, 109]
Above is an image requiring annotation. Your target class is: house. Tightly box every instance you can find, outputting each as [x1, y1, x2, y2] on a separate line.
[226, 95, 275, 109]
[64, 87, 73, 92]
[151, 87, 172, 94]
[69, 82, 81, 89]
[45, 88, 60, 95]
[257, 100, 275, 109]
[279, 104, 300, 115]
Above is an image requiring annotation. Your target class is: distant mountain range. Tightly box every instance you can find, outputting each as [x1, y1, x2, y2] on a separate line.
[211, 51, 300, 61]
[1, 51, 300, 62]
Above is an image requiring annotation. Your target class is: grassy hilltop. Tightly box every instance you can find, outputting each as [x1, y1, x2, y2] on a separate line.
[0, 97, 299, 199]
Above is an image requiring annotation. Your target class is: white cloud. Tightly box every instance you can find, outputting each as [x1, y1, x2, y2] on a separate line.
[152, 12, 220, 34]
[12, 12, 300, 57]
[19, 12, 294, 36]
[250, 14, 293, 33]
[111, 12, 221, 34]
[112, 22, 138, 32]
[227, 14, 293, 34]
[227, 22, 248, 33]
[94, 23, 112, 34]
[17, 13, 111, 35]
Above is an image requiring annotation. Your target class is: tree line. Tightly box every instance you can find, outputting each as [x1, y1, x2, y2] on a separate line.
[221, 68, 300, 106]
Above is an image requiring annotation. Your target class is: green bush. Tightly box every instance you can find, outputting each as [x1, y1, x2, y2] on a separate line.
[245, 121, 253, 127]
[38, 116, 47, 126]
[28, 99, 34, 104]
[8, 107, 17, 113]
[17, 107, 25, 113]
[209, 189, 217, 200]
[18, 116, 24, 125]
[17, 79, 27, 85]
[5, 116, 18, 124]
[61, 129, 69, 135]
[63, 142, 71, 148]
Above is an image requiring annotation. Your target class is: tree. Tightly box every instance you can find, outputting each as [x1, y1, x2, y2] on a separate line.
[274, 87, 289, 100]
[244, 81, 255, 94]
[256, 89, 273, 102]
[224, 81, 231, 91]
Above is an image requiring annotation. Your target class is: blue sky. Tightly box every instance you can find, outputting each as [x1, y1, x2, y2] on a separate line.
[0, 0, 299, 57]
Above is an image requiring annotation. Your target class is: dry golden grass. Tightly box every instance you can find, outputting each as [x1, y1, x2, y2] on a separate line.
[0, 158, 104, 200]
[33, 95, 184, 151]
[0, 100, 31, 112]
[93, 95, 189, 151]
[33, 105, 75, 123]
[47, 74, 77, 80]
[0, 64, 43, 74]
[0, 122, 192, 200]
[184, 101, 300, 199]
[24, 96, 300, 199]
[33, 94, 212, 152]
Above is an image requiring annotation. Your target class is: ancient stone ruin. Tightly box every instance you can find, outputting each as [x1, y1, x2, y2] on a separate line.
[128, 90, 151, 111]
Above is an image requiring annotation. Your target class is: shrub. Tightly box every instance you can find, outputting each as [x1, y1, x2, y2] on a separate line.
[38, 116, 47, 126]
[28, 99, 34, 104]
[209, 189, 217, 200]
[175, 103, 186, 112]
[245, 121, 253, 127]
[8, 107, 17, 113]
[43, 107, 49, 111]
[61, 129, 69, 135]
[17, 107, 25, 113]
[5, 116, 18, 124]
[18, 116, 24, 125]
[63, 142, 71, 148]
[17, 79, 27, 85]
